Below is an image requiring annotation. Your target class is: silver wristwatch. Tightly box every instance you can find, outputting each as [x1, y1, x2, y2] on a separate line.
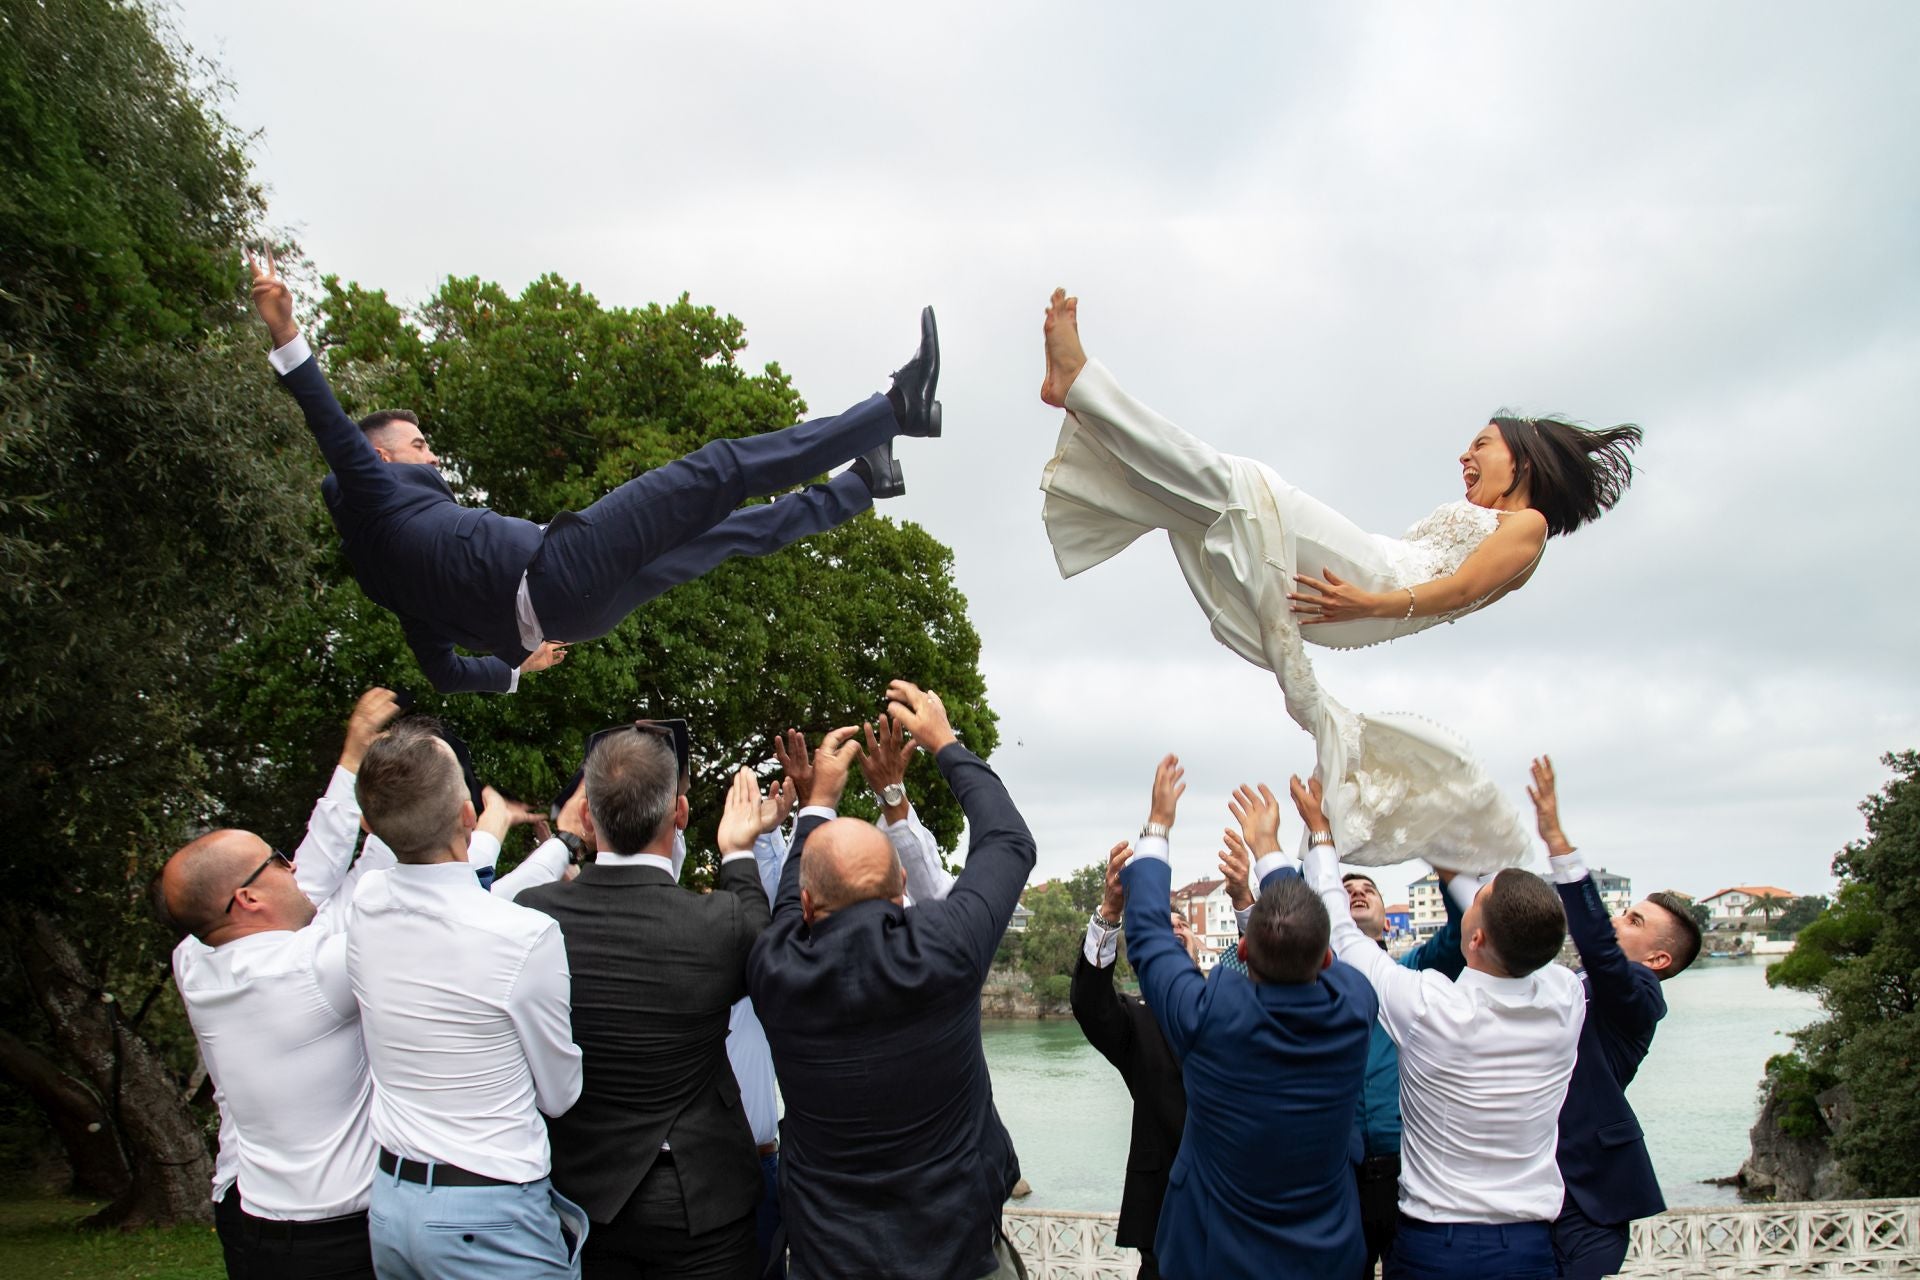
[1139, 821, 1170, 840]
[878, 782, 907, 808]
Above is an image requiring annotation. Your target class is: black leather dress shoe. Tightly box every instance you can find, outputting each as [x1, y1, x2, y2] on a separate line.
[851, 440, 906, 499]
[887, 306, 941, 438]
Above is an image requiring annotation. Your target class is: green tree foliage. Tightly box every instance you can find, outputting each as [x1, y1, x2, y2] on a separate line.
[1768, 892, 1830, 939]
[1018, 882, 1082, 1005]
[1765, 751, 1920, 1195]
[0, 0, 318, 1225]
[207, 272, 996, 870]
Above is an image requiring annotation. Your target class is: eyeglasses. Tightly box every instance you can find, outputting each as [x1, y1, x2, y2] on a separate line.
[224, 848, 294, 914]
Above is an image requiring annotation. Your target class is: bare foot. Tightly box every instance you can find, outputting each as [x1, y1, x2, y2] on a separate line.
[1039, 287, 1087, 408]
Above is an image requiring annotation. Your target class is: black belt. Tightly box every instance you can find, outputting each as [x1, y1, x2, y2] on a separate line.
[378, 1148, 515, 1188]
[220, 1188, 369, 1238]
[1359, 1153, 1402, 1178]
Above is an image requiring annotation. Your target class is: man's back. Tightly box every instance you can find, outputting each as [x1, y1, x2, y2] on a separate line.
[347, 861, 580, 1184]
[747, 743, 1035, 1280]
[517, 858, 770, 1231]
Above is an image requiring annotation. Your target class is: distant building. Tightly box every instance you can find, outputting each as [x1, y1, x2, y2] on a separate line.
[1411, 866, 1634, 936]
[1007, 901, 1030, 933]
[1172, 876, 1239, 960]
[1699, 885, 1797, 932]
[1384, 904, 1413, 939]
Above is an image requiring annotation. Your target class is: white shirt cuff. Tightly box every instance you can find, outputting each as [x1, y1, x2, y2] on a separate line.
[1234, 904, 1253, 934]
[798, 805, 837, 824]
[1302, 844, 1340, 891]
[1130, 834, 1170, 863]
[1547, 850, 1589, 884]
[720, 851, 756, 864]
[467, 829, 503, 873]
[267, 332, 313, 375]
[505, 666, 521, 694]
[1083, 916, 1121, 967]
[1252, 851, 1292, 884]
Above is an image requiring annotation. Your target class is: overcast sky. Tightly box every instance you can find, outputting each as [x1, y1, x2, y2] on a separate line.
[171, 1, 1919, 908]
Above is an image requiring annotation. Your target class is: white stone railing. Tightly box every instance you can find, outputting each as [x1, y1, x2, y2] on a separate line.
[1003, 1199, 1920, 1278]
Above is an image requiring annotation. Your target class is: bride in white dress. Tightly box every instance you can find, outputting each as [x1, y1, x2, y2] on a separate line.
[1037, 290, 1641, 869]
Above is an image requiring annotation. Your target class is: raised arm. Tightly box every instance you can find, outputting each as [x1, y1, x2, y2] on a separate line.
[862, 716, 955, 901]
[1291, 507, 1548, 626]
[1122, 756, 1209, 1057]
[1530, 756, 1664, 1029]
[1401, 865, 1468, 978]
[293, 687, 400, 909]
[1292, 774, 1427, 1041]
[770, 726, 862, 924]
[1070, 842, 1136, 1065]
[885, 682, 1035, 979]
[247, 247, 396, 506]
[714, 768, 775, 974]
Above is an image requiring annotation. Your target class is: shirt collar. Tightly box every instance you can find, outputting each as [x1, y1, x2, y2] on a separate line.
[595, 851, 674, 872]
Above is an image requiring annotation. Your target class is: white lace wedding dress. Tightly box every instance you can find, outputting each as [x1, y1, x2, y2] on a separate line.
[1040, 359, 1533, 870]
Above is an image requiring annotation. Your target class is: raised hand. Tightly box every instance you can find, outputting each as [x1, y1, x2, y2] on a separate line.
[717, 768, 767, 855]
[859, 715, 914, 804]
[1527, 755, 1575, 857]
[1219, 830, 1253, 911]
[1288, 569, 1383, 626]
[884, 680, 958, 755]
[1100, 840, 1130, 924]
[1287, 774, 1330, 839]
[1227, 783, 1284, 856]
[1148, 754, 1186, 829]
[773, 729, 815, 803]
[807, 726, 863, 809]
[758, 777, 797, 836]
[244, 245, 298, 348]
[339, 687, 403, 773]
[477, 785, 543, 843]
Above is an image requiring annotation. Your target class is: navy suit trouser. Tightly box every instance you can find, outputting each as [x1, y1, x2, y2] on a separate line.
[525, 394, 893, 642]
[1385, 1216, 1554, 1280]
[1550, 1192, 1631, 1279]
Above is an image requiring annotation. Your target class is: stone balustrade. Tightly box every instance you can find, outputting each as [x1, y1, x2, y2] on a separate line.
[1002, 1199, 1920, 1278]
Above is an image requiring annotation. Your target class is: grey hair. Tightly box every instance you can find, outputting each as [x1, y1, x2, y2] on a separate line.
[585, 730, 679, 854]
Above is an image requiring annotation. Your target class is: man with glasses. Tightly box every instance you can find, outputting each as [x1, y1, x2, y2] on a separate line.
[163, 688, 403, 1280]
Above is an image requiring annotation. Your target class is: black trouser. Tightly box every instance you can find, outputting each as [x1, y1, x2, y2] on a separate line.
[215, 1186, 375, 1280]
[583, 1154, 757, 1280]
[1550, 1191, 1632, 1279]
[1357, 1153, 1403, 1279]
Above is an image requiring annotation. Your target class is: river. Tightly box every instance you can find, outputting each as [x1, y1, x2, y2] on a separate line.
[982, 956, 1820, 1212]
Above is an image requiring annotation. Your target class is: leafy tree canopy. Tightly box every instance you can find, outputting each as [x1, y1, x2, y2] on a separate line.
[1765, 750, 1920, 1196]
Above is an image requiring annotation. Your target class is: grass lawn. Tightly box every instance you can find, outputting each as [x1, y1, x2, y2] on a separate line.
[0, 1191, 223, 1279]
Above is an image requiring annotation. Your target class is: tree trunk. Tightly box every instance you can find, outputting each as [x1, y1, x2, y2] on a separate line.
[0, 1026, 132, 1201]
[15, 910, 212, 1228]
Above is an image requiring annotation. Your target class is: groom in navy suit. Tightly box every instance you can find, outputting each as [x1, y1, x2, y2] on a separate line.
[1121, 755, 1375, 1280]
[1529, 757, 1700, 1279]
[248, 249, 939, 693]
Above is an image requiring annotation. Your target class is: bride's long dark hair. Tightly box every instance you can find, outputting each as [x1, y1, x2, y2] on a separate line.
[1490, 413, 1643, 537]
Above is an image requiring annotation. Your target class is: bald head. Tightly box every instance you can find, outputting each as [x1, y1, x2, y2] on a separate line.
[162, 829, 311, 941]
[800, 818, 905, 923]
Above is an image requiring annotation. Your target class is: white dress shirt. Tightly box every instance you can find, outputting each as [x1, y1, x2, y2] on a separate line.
[268, 332, 540, 692]
[173, 767, 379, 1219]
[1304, 844, 1585, 1224]
[727, 828, 792, 1147]
[346, 858, 582, 1184]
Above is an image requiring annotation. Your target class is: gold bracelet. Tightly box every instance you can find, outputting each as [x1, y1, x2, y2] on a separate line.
[1403, 587, 1417, 621]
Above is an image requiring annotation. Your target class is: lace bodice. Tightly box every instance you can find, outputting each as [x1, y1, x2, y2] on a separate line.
[1395, 499, 1502, 585]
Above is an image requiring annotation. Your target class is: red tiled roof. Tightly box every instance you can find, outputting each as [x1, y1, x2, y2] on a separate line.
[1702, 885, 1796, 902]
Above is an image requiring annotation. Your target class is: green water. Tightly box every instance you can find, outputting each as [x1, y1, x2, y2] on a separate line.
[983, 956, 1819, 1212]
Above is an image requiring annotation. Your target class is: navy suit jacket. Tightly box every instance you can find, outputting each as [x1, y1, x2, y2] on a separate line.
[1555, 871, 1667, 1225]
[1123, 855, 1376, 1280]
[278, 354, 542, 692]
[746, 744, 1035, 1280]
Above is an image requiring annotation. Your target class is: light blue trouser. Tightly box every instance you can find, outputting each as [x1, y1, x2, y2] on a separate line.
[368, 1170, 587, 1280]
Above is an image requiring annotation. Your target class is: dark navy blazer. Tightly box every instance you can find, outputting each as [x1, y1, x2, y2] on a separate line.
[746, 744, 1035, 1280]
[1124, 855, 1375, 1280]
[278, 354, 541, 692]
[1555, 871, 1668, 1226]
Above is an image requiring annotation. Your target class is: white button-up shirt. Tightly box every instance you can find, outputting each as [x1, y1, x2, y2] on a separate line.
[172, 767, 386, 1219]
[347, 858, 582, 1184]
[1303, 845, 1585, 1224]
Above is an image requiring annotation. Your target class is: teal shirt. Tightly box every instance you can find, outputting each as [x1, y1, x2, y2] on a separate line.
[1355, 886, 1465, 1159]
